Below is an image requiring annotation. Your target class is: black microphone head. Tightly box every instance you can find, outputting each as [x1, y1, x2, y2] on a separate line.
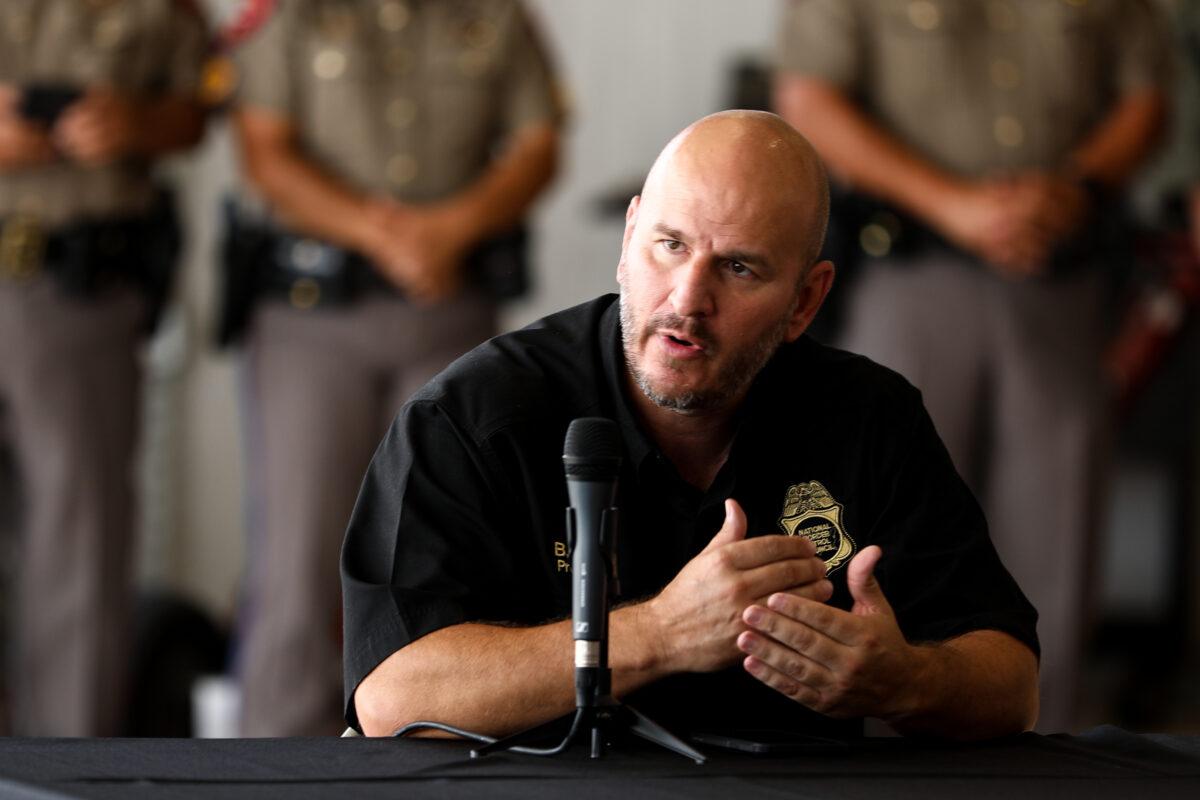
[563, 417, 622, 480]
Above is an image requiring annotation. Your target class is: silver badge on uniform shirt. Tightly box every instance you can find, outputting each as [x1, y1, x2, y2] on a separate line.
[778, 481, 857, 574]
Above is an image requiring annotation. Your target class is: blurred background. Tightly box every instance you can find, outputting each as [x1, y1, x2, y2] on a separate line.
[1, 0, 1199, 738]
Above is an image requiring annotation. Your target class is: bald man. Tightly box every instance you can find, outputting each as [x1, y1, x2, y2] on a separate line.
[340, 112, 1040, 742]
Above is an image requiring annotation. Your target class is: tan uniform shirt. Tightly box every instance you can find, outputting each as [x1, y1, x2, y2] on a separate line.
[777, 0, 1170, 176]
[235, 0, 564, 205]
[0, 0, 208, 226]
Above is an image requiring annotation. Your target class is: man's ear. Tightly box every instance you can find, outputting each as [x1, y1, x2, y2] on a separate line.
[617, 195, 641, 284]
[785, 259, 836, 342]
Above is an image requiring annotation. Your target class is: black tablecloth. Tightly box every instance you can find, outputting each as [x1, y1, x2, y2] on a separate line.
[1, 726, 1198, 799]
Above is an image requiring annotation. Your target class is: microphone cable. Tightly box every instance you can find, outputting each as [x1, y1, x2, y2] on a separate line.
[392, 714, 583, 757]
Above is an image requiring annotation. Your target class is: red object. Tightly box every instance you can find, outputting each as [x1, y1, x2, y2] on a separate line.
[1106, 232, 1200, 414]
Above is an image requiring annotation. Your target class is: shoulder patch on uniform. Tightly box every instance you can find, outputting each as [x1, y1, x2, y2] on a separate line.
[778, 481, 857, 573]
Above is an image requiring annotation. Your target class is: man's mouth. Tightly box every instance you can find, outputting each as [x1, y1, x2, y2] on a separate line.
[659, 331, 708, 354]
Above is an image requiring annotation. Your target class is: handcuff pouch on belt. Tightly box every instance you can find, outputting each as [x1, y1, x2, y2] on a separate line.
[0, 191, 181, 333]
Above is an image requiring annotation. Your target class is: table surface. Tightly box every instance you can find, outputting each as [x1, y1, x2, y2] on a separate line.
[1, 726, 1198, 799]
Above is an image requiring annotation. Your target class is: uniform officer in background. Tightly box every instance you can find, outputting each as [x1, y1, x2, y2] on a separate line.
[775, 0, 1169, 732]
[0, 0, 208, 736]
[230, 0, 564, 736]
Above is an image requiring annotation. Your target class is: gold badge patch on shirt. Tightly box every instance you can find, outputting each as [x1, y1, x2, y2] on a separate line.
[778, 481, 856, 573]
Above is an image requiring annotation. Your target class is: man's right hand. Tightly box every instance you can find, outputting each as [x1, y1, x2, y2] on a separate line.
[642, 499, 832, 675]
[0, 85, 57, 171]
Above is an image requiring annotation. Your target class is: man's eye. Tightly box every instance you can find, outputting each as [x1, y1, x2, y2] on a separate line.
[660, 240, 684, 252]
[727, 261, 752, 277]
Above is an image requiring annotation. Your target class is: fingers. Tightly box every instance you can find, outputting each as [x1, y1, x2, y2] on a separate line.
[720, 531, 817, 569]
[741, 654, 824, 711]
[846, 545, 888, 612]
[742, 557, 830, 603]
[755, 591, 858, 647]
[740, 603, 842, 670]
[701, 498, 748, 552]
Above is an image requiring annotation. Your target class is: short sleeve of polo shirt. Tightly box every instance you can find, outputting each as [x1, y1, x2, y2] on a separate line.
[496, 2, 567, 136]
[864, 385, 1039, 656]
[232, 2, 297, 116]
[340, 398, 521, 731]
[775, 0, 863, 91]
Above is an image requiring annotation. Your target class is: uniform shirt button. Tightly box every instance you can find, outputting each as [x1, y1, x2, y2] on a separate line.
[313, 48, 347, 80]
[906, 0, 941, 31]
[377, 1, 410, 32]
[386, 154, 419, 186]
[993, 115, 1025, 148]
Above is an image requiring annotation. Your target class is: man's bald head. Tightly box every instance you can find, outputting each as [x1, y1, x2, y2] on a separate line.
[639, 110, 830, 272]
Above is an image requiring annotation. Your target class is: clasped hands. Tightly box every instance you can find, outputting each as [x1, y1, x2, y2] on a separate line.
[0, 83, 145, 169]
[645, 498, 925, 721]
[934, 171, 1092, 280]
[359, 198, 477, 304]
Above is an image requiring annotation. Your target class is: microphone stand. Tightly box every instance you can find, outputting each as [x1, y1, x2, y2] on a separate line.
[471, 507, 706, 764]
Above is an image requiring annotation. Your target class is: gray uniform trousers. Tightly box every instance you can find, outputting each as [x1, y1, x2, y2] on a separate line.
[841, 256, 1110, 734]
[0, 277, 143, 736]
[237, 291, 495, 737]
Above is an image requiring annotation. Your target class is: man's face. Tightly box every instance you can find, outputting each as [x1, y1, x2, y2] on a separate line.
[617, 155, 826, 413]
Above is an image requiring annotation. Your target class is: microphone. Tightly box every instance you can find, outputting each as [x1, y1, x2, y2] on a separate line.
[563, 417, 621, 709]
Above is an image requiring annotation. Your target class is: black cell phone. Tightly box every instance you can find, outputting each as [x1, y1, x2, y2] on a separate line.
[691, 729, 851, 755]
[19, 84, 83, 125]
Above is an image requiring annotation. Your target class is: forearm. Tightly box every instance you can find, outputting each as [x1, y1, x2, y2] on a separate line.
[440, 122, 559, 244]
[354, 603, 668, 738]
[1068, 89, 1166, 188]
[773, 75, 965, 228]
[132, 94, 206, 157]
[889, 630, 1038, 740]
[232, 109, 377, 252]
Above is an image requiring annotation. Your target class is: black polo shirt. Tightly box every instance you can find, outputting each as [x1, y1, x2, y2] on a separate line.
[341, 294, 1039, 735]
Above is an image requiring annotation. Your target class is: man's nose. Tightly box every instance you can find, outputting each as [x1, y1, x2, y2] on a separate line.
[669, 258, 716, 318]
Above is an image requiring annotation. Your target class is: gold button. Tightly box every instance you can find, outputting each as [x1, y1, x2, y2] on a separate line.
[990, 58, 1021, 89]
[386, 97, 417, 129]
[386, 154, 419, 186]
[313, 48, 347, 80]
[464, 20, 498, 50]
[93, 13, 126, 48]
[289, 278, 321, 311]
[906, 0, 941, 31]
[377, 1, 410, 32]
[986, 1, 1017, 32]
[859, 223, 894, 258]
[993, 115, 1025, 148]
[384, 46, 411, 75]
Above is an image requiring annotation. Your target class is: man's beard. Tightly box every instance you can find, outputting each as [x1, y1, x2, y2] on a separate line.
[619, 291, 789, 413]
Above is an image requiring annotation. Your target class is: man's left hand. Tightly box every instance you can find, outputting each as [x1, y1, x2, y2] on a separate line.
[736, 545, 927, 720]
